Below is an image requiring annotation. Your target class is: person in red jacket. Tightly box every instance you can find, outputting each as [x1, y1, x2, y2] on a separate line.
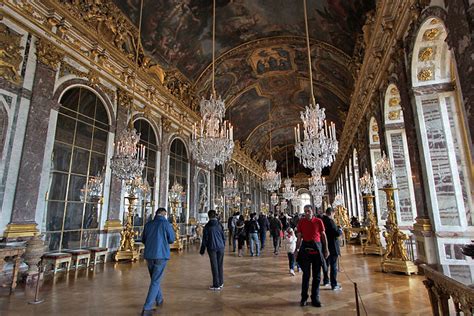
[295, 205, 329, 308]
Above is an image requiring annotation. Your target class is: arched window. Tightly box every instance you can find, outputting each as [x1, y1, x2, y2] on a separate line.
[169, 138, 188, 224]
[384, 84, 417, 226]
[412, 18, 473, 278]
[196, 170, 208, 219]
[369, 117, 388, 224]
[0, 104, 7, 158]
[353, 149, 363, 219]
[344, 165, 353, 217]
[45, 87, 109, 251]
[132, 119, 158, 234]
[298, 191, 311, 214]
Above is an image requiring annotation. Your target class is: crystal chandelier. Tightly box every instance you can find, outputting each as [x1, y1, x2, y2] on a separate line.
[270, 192, 279, 206]
[313, 195, 323, 208]
[359, 169, 375, 194]
[294, 0, 338, 171]
[374, 152, 393, 188]
[80, 169, 104, 202]
[332, 193, 344, 208]
[262, 159, 281, 192]
[309, 170, 326, 200]
[190, 0, 233, 170]
[282, 178, 296, 201]
[110, 124, 146, 181]
[223, 172, 238, 198]
[280, 199, 288, 211]
[127, 175, 150, 199]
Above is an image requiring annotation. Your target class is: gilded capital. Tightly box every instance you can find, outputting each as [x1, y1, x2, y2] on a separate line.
[0, 24, 24, 84]
[35, 38, 64, 69]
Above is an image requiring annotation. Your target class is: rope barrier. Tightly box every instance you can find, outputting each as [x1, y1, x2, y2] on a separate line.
[338, 256, 368, 316]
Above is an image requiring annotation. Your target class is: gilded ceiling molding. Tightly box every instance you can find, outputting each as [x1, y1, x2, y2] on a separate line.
[2, 0, 199, 132]
[329, 0, 427, 182]
[0, 23, 23, 84]
[35, 38, 64, 69]
[232, 141, 265, 178]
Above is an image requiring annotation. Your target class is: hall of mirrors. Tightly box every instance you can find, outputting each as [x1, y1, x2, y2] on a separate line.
[0, 0, 473, 314]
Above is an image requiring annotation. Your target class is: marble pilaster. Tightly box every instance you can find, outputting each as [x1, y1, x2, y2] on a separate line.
[6, 61, 57, 239]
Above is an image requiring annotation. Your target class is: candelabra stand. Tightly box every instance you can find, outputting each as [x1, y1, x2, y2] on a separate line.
[362, 195, 384, 256]
[380, 187, 417, 275]
[334, 205, 351, 243]
[169, 200, 183, 251]
[114, 195, 139, 261]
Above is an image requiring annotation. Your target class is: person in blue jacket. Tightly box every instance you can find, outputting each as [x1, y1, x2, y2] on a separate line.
[141, 207, 175, 315]
[200, 209, 226, 291]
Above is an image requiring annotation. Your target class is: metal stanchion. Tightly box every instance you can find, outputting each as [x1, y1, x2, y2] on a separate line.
[354, 282, 360, 316]
[28, 259, 44, 305]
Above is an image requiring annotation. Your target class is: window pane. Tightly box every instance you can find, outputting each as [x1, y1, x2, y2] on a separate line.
[89, 153, 105, 176]
[60, 89, 80, 112]
[49, 173, 68, 200]
[147, 149, 156, 168]
[68, 175, 86, 201]
[52, 142, 72, 172]
[82, 230, 99, 248]
[92, 128, 108, 153]
[64, 202, 84, 230]
[46, 201, 65, 231]
[75, 121, 93, 149]
[83, 203, 99, 229]
[95, 102, 108, 125]
[78, 89, 96, 118]
[71, 148, 90, 175]
[61, 230, 81, 250]
[55, 114, 76, 144]
[45, 232, 62, 251]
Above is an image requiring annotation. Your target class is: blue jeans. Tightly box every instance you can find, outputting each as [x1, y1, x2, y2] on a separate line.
[144, 259, 168, 310]
[323, 254, 338, 288]
[259, 230, 267, 249]
[208, 250, 224, 287]
[287, 252, 295, 270]
[249, 232, 260, 256]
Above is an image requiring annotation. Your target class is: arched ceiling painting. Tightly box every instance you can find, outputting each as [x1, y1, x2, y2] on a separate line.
[114, 0, 375, 177]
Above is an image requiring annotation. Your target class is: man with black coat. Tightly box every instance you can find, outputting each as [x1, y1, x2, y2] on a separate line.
[322, 207, 343, 290]
[257, 213, 270, 250]
[200, 210, 226, 291]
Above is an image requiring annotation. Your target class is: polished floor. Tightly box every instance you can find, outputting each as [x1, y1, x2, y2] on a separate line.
[0, 242, 431, 315]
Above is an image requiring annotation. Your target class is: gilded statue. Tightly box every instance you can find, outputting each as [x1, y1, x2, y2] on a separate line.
[383, 226, 409, 261]
[0, 24, 23, 84]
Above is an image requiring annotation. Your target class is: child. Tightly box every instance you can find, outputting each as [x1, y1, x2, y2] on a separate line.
[284, 227, 297, 276]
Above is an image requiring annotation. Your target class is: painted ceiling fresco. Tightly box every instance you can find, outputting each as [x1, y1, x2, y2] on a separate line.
[114, 0, 375, 177]
[114, 0, 374, 80]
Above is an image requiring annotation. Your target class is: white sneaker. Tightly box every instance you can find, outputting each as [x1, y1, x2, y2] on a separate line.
[290, 269, 295, 276]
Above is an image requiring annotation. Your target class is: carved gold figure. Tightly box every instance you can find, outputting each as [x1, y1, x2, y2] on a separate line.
[114, 195, 139, 261]
[419, 47, 434, 62]
[0, 24, 23, 84]
[418, 68, 434, 81]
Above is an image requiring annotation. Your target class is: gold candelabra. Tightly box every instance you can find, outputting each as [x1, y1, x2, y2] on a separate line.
[362, 194, 384, 255]
[334, 205, 351, 242]
[114, 195, 139, 261]
[169, 199, 183, 251]
[380, 187, 417, 275]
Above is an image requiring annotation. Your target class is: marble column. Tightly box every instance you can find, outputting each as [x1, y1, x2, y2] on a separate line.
[158, 118, 172, 210]
[6, 42, 62, 239]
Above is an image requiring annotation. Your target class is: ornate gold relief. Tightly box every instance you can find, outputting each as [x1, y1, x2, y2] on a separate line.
[0, 24, 24, 84]
[36, 38, 64, 69]
[419, 47, 435, 61]
[389, 97, 400, 107]
[117, 89, 132, 110]
[388, 110, 401, 120]
[423, 28, 441, 41]
[163, 71, 197, 111]
[161, 116, 173, 133]
[418, 68, 434, 81]
[390, 86, 399, 95]
[59, 62, 99, 84]
[372, 135, 379, 143]
[371, 124, 378, 132]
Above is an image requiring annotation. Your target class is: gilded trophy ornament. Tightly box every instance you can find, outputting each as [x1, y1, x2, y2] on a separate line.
[35, 38, 64, 69]
[0, 24, 23, 84]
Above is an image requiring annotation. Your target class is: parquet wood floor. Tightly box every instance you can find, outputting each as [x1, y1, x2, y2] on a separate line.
[0, 243, 431, 315]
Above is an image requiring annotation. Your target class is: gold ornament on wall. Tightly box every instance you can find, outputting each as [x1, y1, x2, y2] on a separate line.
[389, 97, 400, 107]
[0, 24, 23, 84]
[388, 110, 401, 121]
[418, 68, 434, 81]
[35, 38, 64, 69]
[423, 28, 441, 41]
[419, 47, 435, 62]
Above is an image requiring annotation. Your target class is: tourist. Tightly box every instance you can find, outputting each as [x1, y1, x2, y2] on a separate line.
[284, 227, 297, 276]
[269, 212, 283, 255]
[247, 212, 261, 256]
[141, 207, 176, 315]
[322, 207, 343, 290]
[200, 209, 226, 291]
[257, 212, 270, 250]
[227, 212, 234, 247]
[295, 205, 329, 308]
[235, 215, 246, 257]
